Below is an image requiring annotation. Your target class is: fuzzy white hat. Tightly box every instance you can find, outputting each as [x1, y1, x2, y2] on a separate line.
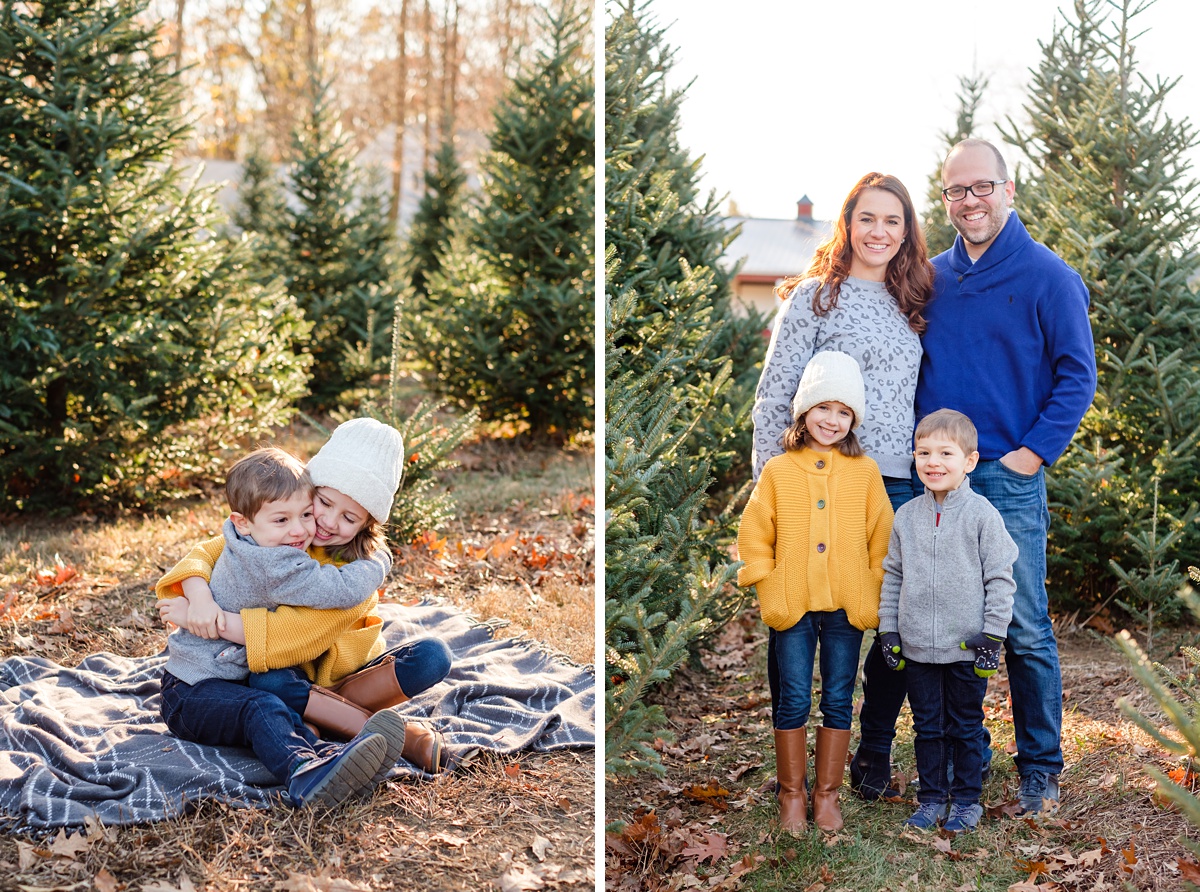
[791, 351, 867, 429]
[305, 418, 405, 523]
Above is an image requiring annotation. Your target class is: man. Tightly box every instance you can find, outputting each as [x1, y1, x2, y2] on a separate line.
[852, 138, 1096, 815]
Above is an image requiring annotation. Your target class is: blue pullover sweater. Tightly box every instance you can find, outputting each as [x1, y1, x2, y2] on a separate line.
[915, 212, 1096, 465]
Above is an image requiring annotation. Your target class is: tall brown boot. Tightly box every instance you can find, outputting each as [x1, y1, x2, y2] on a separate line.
[303, 685, 372, 740]
[330, 656, 407, 711]
[774, 727, 808, 835]
[401, 722, 448, 774]
[811, 726, 852, 832]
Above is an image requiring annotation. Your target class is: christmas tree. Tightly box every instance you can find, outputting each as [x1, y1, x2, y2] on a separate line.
[922, 72, 989, 257]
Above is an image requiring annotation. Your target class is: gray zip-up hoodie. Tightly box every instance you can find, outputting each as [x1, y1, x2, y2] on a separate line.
[877, 478, 1016, 664]
[163, 518, 392, 685]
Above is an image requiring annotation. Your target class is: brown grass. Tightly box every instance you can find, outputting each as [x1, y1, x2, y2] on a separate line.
[0, 435, 596, 891]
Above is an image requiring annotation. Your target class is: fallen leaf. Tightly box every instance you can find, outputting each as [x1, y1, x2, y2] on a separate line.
[94, 867, 119, 892]
[530, 834, 551, 861]
[48, 828, 89, 860]
[681, 831, 727, 864]
[430, 832, 469, 848]
[498, 860, 544, 892]
[504, 763, 521, 779]
[1180, 856, 1200, 882]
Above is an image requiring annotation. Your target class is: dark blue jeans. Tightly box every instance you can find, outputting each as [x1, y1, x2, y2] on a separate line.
[249, 636, 454, 716]
[906, 661, 988, 805]
[773, 609, 863, 731]
[160, 671, 334, 783]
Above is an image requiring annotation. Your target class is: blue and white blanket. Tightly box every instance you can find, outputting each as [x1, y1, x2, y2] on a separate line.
[0, 602, 595, 830]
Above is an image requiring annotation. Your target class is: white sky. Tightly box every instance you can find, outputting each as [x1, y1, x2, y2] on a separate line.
[641, 0, 1200, 221]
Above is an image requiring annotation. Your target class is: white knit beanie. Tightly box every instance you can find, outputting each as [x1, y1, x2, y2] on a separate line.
[305, 418, 405, 523]
[791, 351, 867, 429]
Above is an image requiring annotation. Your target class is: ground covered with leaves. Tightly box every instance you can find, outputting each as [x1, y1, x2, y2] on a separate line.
[606, 609, 1200, 892]
[0, 434, 596, 892]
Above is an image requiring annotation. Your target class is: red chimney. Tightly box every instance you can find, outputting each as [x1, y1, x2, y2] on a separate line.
[796, 194, 813, 221]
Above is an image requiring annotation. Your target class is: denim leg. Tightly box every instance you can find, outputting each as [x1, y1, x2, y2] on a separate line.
[767, 629, 781, 724]
[943, 662, 988, 805]
[369, 636, 453, 697]
[160, 672, 323, 783]
[905, 662, 949, 804]
[773, 615, 818, 731]
[968, 461, 1064, 777]
[248, 667, 313, 717]
[814, 610, 864, 730]
[882, 475, 918, 514]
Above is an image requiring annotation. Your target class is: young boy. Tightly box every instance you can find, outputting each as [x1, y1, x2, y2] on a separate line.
[158, 447, 408, 808]
[876, 409, 1017, 834]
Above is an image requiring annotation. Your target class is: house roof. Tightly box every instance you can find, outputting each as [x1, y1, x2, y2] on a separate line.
[721, 216, 831, 280]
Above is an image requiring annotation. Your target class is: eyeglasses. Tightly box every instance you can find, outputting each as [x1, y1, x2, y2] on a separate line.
[941, 180, 1007, 202]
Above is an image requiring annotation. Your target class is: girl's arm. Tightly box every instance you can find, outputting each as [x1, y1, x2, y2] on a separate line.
[736, 472, 778, 588]
[155, 535, 226, 599]
[241, 596, 379, 673]
[751, 286, 819, 481]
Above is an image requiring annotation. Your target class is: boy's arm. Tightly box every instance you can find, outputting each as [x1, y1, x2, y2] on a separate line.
[978, 509, 1018, 637]
[155, 535, 226, 599]
[180, 576, 226, 639]
[230, 544, 392, 610]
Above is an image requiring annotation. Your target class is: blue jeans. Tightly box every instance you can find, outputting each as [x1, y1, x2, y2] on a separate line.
[249, 636, 454, 717]
[773, 610, 863, 731]
[160, 671, 334, 783]
[855, 475, 917, 754]
[967, 460, 1063, 776]
[906, 661, 988, 804]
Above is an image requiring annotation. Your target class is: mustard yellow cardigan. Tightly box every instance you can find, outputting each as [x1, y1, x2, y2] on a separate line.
[737, 447, 893, 632]
[156, 536, 385, 686]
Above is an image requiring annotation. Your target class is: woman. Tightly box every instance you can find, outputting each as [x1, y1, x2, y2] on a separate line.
[750, 172, 933, 802]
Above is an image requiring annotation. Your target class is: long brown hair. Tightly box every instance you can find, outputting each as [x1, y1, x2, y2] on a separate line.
[325, 518, 387, 564]
[774, 173, 933, 334]
[782, 413, 864, 457]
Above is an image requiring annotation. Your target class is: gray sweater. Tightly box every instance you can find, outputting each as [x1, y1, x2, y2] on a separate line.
[752, 277, 922, 480]
[877, 479, 1016, 664]
[164, 519, 392, 685]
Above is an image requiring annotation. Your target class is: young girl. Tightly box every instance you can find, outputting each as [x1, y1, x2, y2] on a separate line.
[737, 351, 893, 834]
[157, 417, 454, 774]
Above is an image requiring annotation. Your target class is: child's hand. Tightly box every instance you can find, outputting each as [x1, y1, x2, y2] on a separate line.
[878, 632, 905, 671]
[960, 633, 1004, 677]
[184, 596, 226, 639]
[157, 597, 190, 629]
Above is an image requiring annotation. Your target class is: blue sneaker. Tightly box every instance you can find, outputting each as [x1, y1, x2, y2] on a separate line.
[942, 802, 983, 834]
[288, 732, 389, 808]
[361, 708, 407, 786]
[1016, 771, 1060, 816]
[904, 801, 948, 830]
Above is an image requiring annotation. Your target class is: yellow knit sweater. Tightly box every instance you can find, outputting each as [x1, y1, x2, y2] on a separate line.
[737, 447, 893, 632]
[156, 536, 385, 686]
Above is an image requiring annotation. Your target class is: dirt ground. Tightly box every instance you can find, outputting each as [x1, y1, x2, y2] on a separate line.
[0, 437, 597, 892]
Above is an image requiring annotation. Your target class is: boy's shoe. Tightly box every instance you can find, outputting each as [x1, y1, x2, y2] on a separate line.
[942, 802, 983, 834]
[1016, 771, 1060, 816]
[288, 732, 389, 808]
[904, 801, 948, 830]
[361, 708, 408, 787]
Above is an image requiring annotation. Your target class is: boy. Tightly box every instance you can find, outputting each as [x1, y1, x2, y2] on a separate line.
[158, 447, 407, 808]
[876, 409, 1017, 834]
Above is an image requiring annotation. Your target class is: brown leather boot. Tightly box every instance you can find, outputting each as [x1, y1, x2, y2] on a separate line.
[811, 726, 852, 832]
[402, 722, 448, 774]
[330, 657, 407, 711]
[774, 727, 808, 835]
[303, 685, 372, 740]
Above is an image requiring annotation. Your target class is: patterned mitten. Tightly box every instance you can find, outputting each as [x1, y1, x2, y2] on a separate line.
[961, 633, 1004, 678]
[878, 632, 905, 671]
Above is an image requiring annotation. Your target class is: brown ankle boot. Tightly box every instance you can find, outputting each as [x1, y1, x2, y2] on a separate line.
[402, 722, 447, 774]
[774, 727, 808, 835]
[330, 657, 407, 711]
[303, 686, 373, 740]
[811, 726, 852, 832]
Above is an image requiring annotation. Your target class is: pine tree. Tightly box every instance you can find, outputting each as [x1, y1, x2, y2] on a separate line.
[1000, 0, 1200, 613]
[604, 2, 755, 776]
[921, 72, 989, 257]
[246, 84, 399, 411]
[399, 137, 467, 303]
[0, 0, 310, 513]
[410, 0, 594, 441]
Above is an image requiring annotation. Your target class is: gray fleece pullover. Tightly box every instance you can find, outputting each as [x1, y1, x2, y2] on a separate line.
[878, 478, 1016, 664]
[164, 518, 392, 685]
[752, 277, 923, 480]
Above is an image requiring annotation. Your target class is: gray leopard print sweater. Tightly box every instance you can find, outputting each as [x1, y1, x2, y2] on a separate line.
[751, 276, 922, 480]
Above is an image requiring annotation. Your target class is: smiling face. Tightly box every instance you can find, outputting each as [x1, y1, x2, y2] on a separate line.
[311, 486, 372, 548]
[847, 188, 906, 281]
[942, 143, 1015, 259]
[914, 433, 979, 504]
[803, 401, 855, 452]
[230, 489, 316, 549]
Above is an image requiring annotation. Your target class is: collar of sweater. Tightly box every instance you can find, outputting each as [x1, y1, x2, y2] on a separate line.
[919, 475, 975, 511]
[784, 446, 842, 474]
[948, 209, 1030, 275]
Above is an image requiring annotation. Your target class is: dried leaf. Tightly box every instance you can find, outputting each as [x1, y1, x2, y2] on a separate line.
[48, 828, 89, 859]
[681, 831, 727, 865]
[498, 860, 544, 892]
[94, 868, 119, 892]
[530, 834, 551, 861]
[430, 832, 469, 848]
[504, 763, 521, 779]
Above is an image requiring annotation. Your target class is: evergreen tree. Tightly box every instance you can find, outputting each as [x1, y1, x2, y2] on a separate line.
[1000, 0, 1200, 613]
[399, 137, 467, 303]
[922, 72, 989, 257]
[604, 2, 755, 775]
[410, 0, 594, 441]
[0, 0, 310, 513]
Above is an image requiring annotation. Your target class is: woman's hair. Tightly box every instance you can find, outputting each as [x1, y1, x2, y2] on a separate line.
[782, 412, 864, 457]
[774, 172, 933, 334]
[324, 517, 387, 564]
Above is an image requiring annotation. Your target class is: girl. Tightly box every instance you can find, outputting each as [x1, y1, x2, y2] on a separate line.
[738, 351, 893, 834]
[157, 417, 453, 774]
[751, 172, 934, 801]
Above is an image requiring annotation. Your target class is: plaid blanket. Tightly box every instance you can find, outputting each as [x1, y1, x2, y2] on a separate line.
[0, 602, 594, 830]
